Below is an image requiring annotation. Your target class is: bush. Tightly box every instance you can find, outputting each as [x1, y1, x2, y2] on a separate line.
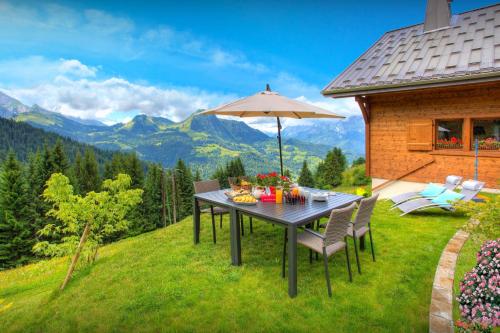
[342, 164, 370, 187]
[456, 190, 500, 242]
[456, 239, 500, 332]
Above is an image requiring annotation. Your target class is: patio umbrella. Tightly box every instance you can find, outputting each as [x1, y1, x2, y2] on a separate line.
[200, 84, 344, 176]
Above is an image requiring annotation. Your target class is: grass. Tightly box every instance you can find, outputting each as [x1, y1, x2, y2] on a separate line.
[0, 200, 467, 333]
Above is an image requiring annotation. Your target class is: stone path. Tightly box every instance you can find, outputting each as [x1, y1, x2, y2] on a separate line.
[429, 230, 469, 333]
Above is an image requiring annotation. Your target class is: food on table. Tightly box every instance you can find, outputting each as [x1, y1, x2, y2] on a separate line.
[225, 189, 250, 198]
[233, 195, 257, 204]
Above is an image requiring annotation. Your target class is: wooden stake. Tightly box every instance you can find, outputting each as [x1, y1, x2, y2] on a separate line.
[60, 222, 91, 290]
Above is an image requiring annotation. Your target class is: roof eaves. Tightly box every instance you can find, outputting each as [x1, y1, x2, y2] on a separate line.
[322, 71, 500, 98]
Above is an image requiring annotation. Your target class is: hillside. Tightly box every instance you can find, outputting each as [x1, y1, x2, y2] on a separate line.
[0, 202, 466, 332]
[0, 91, 336, 175]
[281, 116, 365, 160]
[0, 117, 115, 166]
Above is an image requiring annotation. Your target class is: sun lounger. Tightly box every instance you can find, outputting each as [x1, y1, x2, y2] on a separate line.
[390, 175, 462, 206]
[396, 180, 484, 216]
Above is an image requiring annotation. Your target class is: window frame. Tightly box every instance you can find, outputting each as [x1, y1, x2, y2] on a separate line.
[430, 115, 500, 157]
[471, 117, 500, 152]
[434, 118, 465, 151]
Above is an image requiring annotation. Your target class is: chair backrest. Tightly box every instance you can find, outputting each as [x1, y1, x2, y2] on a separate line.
[460, 180, 485, 201]
[323, 203, 357, 247]
[194, 179, 220, 194]
[352, 194, 379, 230]
[444, 175, 463, 190]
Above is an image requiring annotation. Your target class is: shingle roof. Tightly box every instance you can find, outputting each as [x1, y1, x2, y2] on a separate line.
[322, 4, 500, 97]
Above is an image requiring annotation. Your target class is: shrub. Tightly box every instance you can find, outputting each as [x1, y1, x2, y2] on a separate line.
[456, 239, 500, 332]
[455, 184, 499, 242]
[342, 164, 370, 187]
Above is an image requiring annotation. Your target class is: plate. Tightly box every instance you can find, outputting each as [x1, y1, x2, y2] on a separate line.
[233, 201, 257, 206]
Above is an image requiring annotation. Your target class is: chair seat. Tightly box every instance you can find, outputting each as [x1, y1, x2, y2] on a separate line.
[347, 225, 369, 238]
[297, 231, 346, 257]
[201, 206, 229, 214]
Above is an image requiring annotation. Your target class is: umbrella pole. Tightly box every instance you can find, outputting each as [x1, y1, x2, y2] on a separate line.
[277, 117, 284, 176]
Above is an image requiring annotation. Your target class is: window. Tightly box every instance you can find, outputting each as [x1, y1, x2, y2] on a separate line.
[436, 120, 463, 149]
[473, 119, 500, 151]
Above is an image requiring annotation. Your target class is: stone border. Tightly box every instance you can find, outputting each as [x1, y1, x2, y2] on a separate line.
[429, 230, 469, 333]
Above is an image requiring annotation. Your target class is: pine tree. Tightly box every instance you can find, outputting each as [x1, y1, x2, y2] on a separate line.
[212, 166, 228, 188]
[193, 169, 202, 182]
[126, 154, 144, 189]
[298, 160, 314, 187]
[103, 160, 114, 180]
[316, 148, 347, 187]
[41, 144, 56, 182]
[72, 151, 83, 194]
[143, 164, 163, 230]
[79, 149, 100, 194]
[0, 151, 33, 269]
[25, 151, 45, 237]
[174, 159, 194, 220]
[352, 157, 366, 167]
[51, 139, 69, 175]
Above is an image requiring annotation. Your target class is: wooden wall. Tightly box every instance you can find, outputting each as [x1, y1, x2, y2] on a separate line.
[368, 82, 500, 189]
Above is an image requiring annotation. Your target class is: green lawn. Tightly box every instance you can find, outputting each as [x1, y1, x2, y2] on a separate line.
[0, 200, 467, 333]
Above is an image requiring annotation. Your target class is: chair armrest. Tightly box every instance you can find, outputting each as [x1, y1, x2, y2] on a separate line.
[304, 228, 325, 239]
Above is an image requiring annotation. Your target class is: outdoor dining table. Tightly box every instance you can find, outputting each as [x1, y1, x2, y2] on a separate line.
[193, 188, 363, 298]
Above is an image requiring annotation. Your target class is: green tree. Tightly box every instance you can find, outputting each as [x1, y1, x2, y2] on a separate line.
[352, 157, 366, 167]
[78, 149, 100, 194]
[41, 144, 56, 182]
[0, 151, 33, 269]
[71, 151, 83, 194]
[51, 139, 69, 175]
[174, 159, 194, 220]
[342, 164, 370, 186]
[125, 154, 144, 189]
[143, 164, 164, 230]
[316, 148, 347, 188]
[26, 150, 46, 236]
[193, 169, 202, 182]
[297, 160, 314, 187]
[34, 173, 143, 290]
[211, 166, 228, 188]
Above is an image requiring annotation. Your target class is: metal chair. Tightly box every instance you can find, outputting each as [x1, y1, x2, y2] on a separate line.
[348, 194, 379, 274]
[193, 180, 229, 244]
[282, 203, 357, 297]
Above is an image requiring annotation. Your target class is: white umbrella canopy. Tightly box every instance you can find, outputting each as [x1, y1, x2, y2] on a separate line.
[200, 85, 345, 175]
[201, 87, 344, 119]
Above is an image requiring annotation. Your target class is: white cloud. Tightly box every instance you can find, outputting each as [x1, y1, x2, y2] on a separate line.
[0, 57, 98, 87]
[3, 74, 235, 123]
[58, 59, 97, 78]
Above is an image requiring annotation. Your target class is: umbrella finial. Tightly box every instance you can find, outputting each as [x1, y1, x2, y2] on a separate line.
[265, 83, 271, 92]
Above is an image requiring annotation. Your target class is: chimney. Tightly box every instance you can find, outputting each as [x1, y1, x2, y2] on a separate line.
[424, 0, 452, 32]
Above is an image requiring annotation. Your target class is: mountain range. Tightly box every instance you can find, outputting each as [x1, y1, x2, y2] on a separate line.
[0, 91, 364, 176]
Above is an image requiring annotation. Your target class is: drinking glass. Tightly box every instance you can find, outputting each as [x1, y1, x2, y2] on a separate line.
[275, 187, 283, 204]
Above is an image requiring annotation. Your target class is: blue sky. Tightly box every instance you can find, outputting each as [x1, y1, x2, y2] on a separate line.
[0, 0, 496, 128]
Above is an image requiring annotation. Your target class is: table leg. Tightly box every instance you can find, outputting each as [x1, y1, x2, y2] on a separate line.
[360, 235, 366, 251]
[193, 197, 200, 244]
[229, 208, 242, 266]
[288, 225, 298, 298]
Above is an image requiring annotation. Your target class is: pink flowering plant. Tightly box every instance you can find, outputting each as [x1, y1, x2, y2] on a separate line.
[456, 239, 500, 332]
